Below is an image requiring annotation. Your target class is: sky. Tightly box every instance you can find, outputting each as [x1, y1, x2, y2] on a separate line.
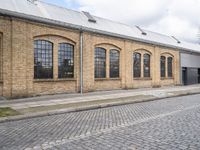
[43, 0, 200, 44]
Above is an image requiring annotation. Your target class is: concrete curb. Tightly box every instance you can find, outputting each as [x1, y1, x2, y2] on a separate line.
[0, 91, 200, 123]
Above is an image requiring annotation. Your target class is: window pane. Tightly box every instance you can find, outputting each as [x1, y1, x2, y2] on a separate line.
[133, 53, 141, 78]
[58, 43, 74, 78]
[110, 50, 120, 78]
[168, 57, 173, 78]
[95, 47, 106, 78]
[34, 40, 53, 79]
[160, 56, 166, 77]
[144, 54, 150, 77]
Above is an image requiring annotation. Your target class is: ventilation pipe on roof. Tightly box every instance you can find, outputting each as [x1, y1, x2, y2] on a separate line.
[135, 26, 147, 35]
[171, 36, 181, 44]
[80, 30, 83, 94]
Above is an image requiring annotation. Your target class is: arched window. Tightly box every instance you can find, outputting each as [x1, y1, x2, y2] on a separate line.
[58, 43, 74, 78]
[144, 54, 150, 77]
[160, 56, 166, 78]
[110, 49, 120, 78]
[133, 52, 141, 78]
[168, 57, 173, 78]
[34, 40, 53, 79]
[95, 47, 106, 78]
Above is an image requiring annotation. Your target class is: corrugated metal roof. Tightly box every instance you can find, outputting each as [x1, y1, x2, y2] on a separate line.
[0, 0, 200, 53]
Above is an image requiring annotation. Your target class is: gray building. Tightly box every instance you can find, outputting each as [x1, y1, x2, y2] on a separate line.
[181, 52, 200, 85]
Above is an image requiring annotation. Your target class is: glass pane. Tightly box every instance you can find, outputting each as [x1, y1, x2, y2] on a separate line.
[168, 57, 173, 77]
[160, 56, 166, 77]
[133, 53, 141, 78]
[110, 49, 120, 78]
[58, 43, 74, 78]
[34, 40, 53, 79]
[144, 54, 150, 77]
[95, 47, 106, 78]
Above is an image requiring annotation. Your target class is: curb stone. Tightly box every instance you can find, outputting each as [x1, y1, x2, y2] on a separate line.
[0, 91, 200, 123]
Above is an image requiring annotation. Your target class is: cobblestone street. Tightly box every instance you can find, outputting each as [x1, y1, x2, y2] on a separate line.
[1, 94, 200, 150]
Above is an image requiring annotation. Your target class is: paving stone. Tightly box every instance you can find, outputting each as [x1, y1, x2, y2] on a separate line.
[1, 94, 200, 149]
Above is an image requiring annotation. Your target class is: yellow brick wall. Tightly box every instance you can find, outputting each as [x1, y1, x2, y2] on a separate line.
[0, 16, 12, 97]
[0, 17, 181, 98]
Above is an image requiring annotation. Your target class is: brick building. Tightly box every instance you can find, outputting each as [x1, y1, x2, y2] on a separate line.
[0, 0, 199, 98]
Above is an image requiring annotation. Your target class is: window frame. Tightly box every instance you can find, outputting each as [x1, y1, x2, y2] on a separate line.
[167, 57, 173, 78]
[94, 47, 106, 78]
[109, 49, 120, 78]
[58, 43, 74, 78]
[34, 39, 53, 79]
[160, 56, 166, 78]
[133, 52, 141, 78]
[143, 53, 151, 78]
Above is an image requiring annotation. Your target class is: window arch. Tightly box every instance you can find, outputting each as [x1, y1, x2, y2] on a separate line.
[144, 53, 150, 77]
[160, 56, 166, 78]
[133, 52, 141, 78]
[167, 57, 173, 78]
[34, 40, 53, 79]
[95, 47, 106, 78]
[110, 49, 120, 78]
[58, 43, 74, 78]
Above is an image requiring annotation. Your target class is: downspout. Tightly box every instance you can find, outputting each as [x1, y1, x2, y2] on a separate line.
[179, 51, 182, 85]
[80, 30, 83, 94]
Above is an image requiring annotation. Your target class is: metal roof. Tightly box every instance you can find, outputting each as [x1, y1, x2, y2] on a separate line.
[0, 0, 200, 53]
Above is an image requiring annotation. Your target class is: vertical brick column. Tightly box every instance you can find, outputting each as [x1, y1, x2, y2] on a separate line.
[153, 46, 161, 87]
[0, 18, 12, 98]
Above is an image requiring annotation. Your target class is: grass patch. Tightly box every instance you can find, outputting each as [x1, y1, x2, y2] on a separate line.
[0, 107, 20, 117]
[18, 95, 156, 114]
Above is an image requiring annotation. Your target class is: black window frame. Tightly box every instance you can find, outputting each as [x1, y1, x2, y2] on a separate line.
[34, 40, 53, 79]
[160, 56, 166, 78]
[143, 53, 150, 78]
[167, 57, 173, 78]
[58, 43, 74, 78]
[95, 47, 106, 78]
[110, 49, 120, 78]
[133, 52, 141, 78]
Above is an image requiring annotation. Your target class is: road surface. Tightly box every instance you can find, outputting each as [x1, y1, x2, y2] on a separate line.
[1, 94, 200, 150]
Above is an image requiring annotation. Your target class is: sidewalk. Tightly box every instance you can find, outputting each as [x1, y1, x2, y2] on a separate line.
[0, 84, 200, 123]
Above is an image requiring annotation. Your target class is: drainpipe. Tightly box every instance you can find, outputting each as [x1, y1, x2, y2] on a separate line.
[179, 51, 182, 85]
[80, 30, 83, 94]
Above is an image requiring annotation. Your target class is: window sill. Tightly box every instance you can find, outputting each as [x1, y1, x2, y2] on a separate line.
[133, 77, 152, 80]
[161, 77, 174, 80]
[33, 78, 76, 83]
[95, 78, 121, 81]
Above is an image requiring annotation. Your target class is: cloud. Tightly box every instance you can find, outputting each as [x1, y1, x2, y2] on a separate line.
[70, 0, 200, 43]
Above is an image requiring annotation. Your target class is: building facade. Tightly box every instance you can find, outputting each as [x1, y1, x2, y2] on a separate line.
[0, 16, 180, 98]
[181, 52, 200, 85]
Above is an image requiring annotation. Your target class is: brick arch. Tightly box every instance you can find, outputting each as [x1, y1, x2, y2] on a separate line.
[134, 49, 152, 55]
[33, 34, 76, 44]
[95, 43, 121, 50]
[161, 52, 174, 57]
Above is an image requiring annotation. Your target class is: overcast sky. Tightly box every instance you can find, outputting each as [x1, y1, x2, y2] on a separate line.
[43, 0, 200, 44]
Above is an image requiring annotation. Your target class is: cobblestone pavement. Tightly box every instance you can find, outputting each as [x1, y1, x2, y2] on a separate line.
[1, 94, 200, 150]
